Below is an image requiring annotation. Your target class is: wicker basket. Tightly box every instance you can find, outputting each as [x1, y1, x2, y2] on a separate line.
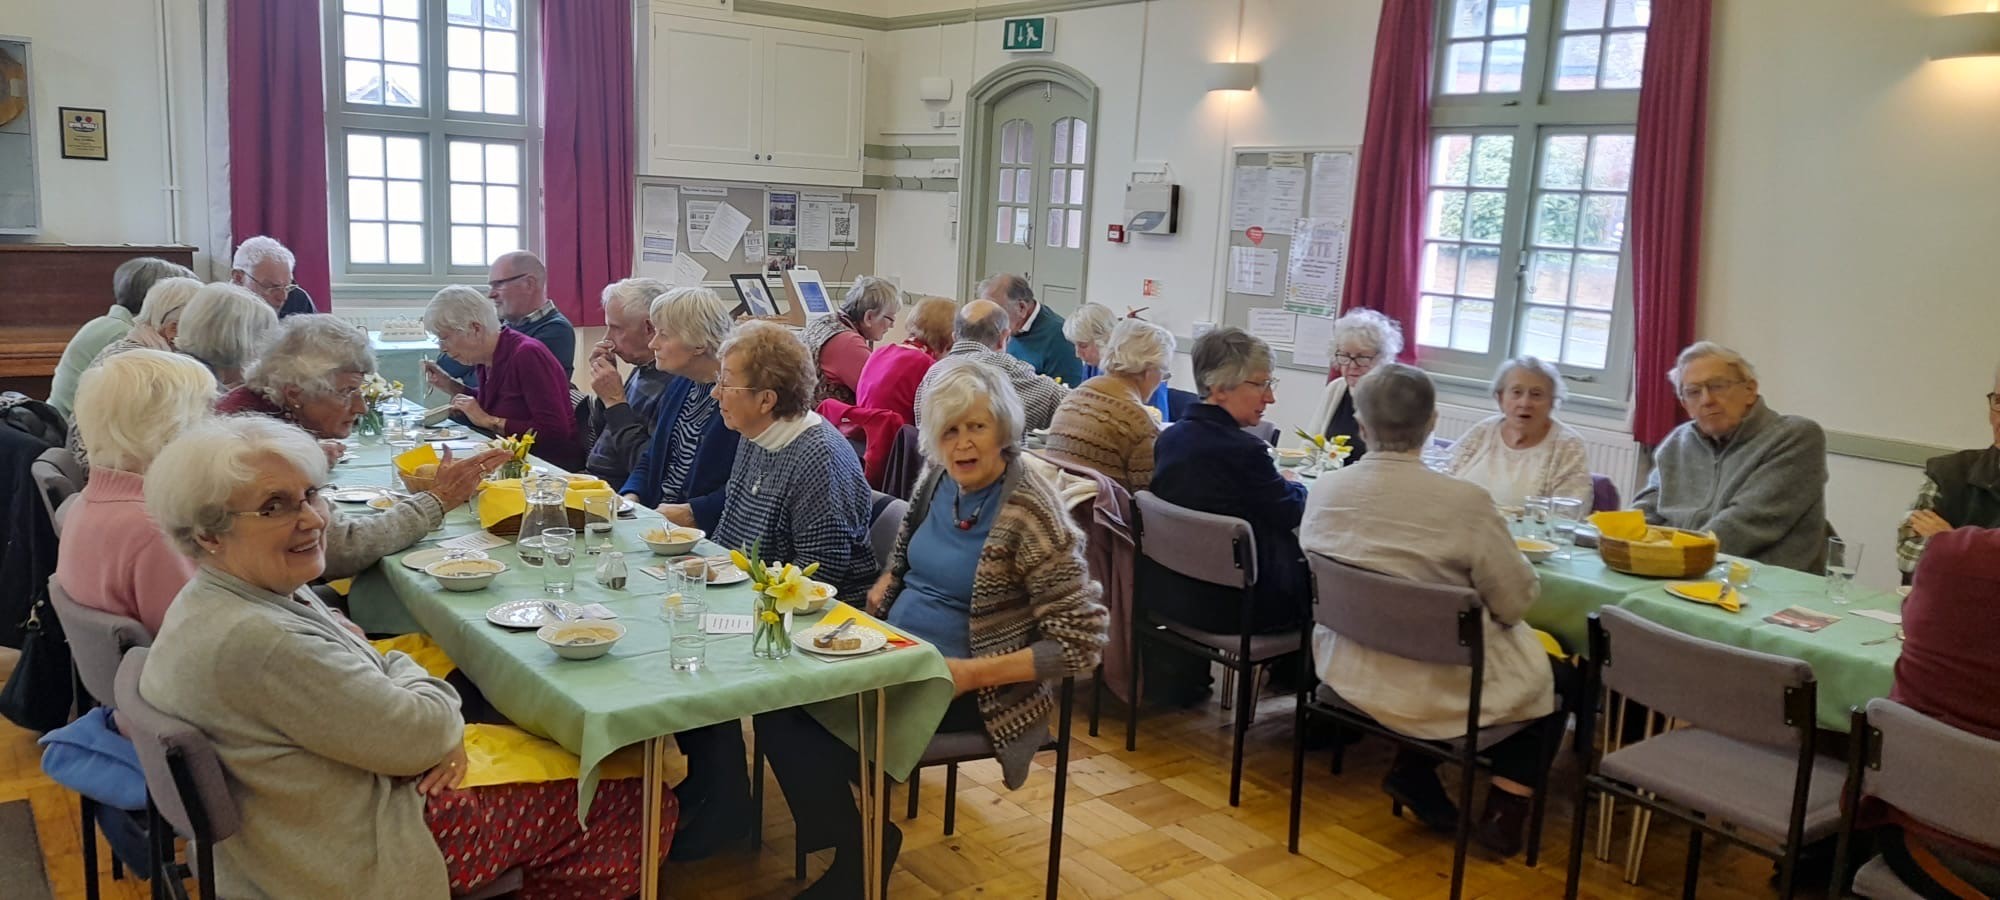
[1598, 528, 1719, 578]
[398, 464, 439, 495]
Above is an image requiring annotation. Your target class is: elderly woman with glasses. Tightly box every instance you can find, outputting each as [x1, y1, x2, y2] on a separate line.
[1042, 317, 1176, 491]
[1064, 302, 1172, 421]
[620, 287, 741, 532]
[135, 415, 674, 898]
[753, 357, 1107, 896]
[1635, 341, 1828, 571]
[1897, 364, 2000, 579]
[420, 285, 583, 470]
[801, 275, 902, 406]
[1445, 355, 1592, 508]
[1306, 308, 1404, 463]
[175, 283, 280, 391]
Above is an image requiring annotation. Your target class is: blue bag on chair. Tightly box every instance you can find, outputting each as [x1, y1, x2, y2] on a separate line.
[38, 707, 148, 811]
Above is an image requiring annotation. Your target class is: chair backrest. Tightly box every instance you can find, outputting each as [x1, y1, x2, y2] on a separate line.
[46, 576, 151, 707]
[31, 447, 79, 532]
[1859, 699, 2000, 848]
[113, 649, 243, 843]
[1242, 419, 1279, 446]
[1594, 606, 1813, 748]
[1131, 490, 1256, 589]
[1590, 474, 1620, 513]
[869, 491, 908, 571]
[1306, 552, 1483, 666]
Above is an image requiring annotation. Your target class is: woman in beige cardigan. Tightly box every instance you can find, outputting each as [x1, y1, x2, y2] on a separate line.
[754, 356, 1108, 898]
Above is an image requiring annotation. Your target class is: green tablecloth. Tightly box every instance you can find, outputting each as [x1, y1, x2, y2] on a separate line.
[1526, 552, 1666, 652]
[333, 450, 956, 815]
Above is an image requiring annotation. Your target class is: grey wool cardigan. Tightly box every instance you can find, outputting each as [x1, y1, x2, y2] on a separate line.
[879, 457, 1108, 789]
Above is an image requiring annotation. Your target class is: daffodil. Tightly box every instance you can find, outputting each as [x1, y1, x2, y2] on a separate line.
[1293, 428, 1328, 449]
[729, 549, 752, 573]
[759, 610, 780, 625]
[767, 573, 813, 614]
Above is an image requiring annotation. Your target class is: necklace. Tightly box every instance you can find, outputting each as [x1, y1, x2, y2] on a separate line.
[951, 482, 997, 530]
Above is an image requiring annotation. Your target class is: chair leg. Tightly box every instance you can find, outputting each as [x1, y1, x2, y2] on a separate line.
[1219, 666, 1235, 712]
[80, 795, 101, 900]
[1777, 840, 1799, 900]
[1330, 722, 1347, 775]
[1681, 828, 1702, 900]
[112, 854, 123, 881]
[1287, 699, 1309, 854]
[793, 841, 806, 881]
[1524, 732, 1557, 868]
[1450, 752, 1477, 900]
[1046, 680, 1074, 900]
[943, 763, 959, 835]
[1228, 662, 1255, 807]
[750, 740, 765, 852]
[1563, 778, 1591, 899]
[1125, 644, 1141, 752]
[906, 767, 921, 820]
[1088, 664, 1102, 738]
[196, 840, 215, 900]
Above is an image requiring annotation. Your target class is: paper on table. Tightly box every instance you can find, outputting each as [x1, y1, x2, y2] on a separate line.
[798, 200, 832, 252]
[702, 613, 754, 635]
[1293, 314, 1336, 367]
[685, 201, 718, 255]
[1264, 166, 1306, 232]
[1228, 246, 1280, 296]
[1311, 152, 1357, 223]
[1229, 165, 1269, 232]
[1851, 609, 1903, 625]
[1248, 308, 1297, 344]
[442, 531, 511, 552]
[579, 603, 618, 620]
[700, 201, 751, 258]
[670, 252, 708, 287]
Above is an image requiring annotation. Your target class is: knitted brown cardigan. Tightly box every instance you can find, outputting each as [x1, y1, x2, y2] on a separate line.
[879, 457, 1108, 789]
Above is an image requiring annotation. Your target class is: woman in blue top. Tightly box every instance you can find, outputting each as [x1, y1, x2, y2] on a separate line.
[1065, 302, 1174, 421]
[618, 287, 739, 533]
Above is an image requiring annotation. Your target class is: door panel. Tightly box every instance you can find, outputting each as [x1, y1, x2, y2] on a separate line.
[976, 80, 1090, 315]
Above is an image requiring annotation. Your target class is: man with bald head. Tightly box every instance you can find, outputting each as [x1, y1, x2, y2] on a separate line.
[436, 250, 577, 386]
[980, 273, 1084, 387]
[913, 298, 1067, 431]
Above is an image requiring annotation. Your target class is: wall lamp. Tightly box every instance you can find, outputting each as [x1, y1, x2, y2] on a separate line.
[1205, 62, 1259, 93]
[1930, 11, 2000, 60]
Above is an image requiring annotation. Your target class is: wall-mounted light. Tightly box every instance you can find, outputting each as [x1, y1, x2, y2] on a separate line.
[1930, 11, 2000, 60]
[1205, 62, 1259, 93]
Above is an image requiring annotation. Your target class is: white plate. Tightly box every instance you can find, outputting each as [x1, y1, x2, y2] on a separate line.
[401, 548, 489, 571]
[419, 427, 468, 441]
[706, 565, 749, 586]
[793, 624, 889, 656]
[486, 599, 584, 629]
[326, 487, 385, 503]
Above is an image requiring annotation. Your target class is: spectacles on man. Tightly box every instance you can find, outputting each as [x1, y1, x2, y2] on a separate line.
[230, 488, 327, 523]
[488, 272, 532, 291]
[1678, 379, 1744, 402]
[243, 272, 297, 297]
[1333, 352, 1377, 367]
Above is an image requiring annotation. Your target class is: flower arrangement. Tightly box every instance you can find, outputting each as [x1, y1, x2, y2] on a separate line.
[489, 431, 537, 480]
[1294, 429, 1355, 473]
[353, 373, 404, 437]
[730, 541, 820, 659]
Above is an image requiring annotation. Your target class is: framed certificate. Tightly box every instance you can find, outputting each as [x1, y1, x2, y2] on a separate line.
[57, 106, 107, 160]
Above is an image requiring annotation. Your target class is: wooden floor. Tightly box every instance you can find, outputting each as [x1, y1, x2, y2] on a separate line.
[2, 650, 1811, 899]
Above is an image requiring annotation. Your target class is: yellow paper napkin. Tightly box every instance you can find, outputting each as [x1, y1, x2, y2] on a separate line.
[394, 442, 440, 475]
[818, 601, 917, 647]
[1590, 510, 1648, 541]
[1666, 580, 1741, 612]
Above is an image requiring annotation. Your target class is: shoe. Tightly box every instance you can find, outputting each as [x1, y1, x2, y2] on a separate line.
[1474, 790, 1531, 857]
[666, 798, 750, 862]
[1382, 765, 1458, 833]
[796, 822, 902, 900]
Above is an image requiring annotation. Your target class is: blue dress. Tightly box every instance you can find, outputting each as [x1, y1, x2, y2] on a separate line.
[886, 477, 1002, 659]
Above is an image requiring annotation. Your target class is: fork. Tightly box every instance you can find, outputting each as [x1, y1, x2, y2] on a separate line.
[1861, 628, 1904, 646]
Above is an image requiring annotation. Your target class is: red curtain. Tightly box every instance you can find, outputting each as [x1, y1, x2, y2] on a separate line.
[1336, 0, 1433, 371]
[1628, 0, 1713, 445]
[227, 0, 332, 311]
[541, 0, 634, 328]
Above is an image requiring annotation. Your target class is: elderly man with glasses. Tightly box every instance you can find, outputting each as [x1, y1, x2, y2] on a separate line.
[230, 236, 316, 318]
[1634, 341, 1828, 571]
[435, 250, 577, 387]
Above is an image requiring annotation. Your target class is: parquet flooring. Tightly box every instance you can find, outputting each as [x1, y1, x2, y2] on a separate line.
[1, 649, 1814, 898]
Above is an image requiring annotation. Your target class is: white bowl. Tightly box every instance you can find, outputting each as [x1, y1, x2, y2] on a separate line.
[536, 620, 626, 660]
[800, 580, 837, 614]
[642, 527, 705, 556]
[425, 557, 508, 591]
[1515, 537, 1559, 563]
[1270, 448, 1311, 468]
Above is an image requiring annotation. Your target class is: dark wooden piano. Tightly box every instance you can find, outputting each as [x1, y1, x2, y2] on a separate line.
[0, 243, 198, 398]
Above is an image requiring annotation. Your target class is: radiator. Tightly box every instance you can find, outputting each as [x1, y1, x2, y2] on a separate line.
[1433, 402, 1647, 503]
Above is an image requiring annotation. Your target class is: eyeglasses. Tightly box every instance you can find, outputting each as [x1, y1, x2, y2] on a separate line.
[1333, 353, 1377, 367]
[1244, 377, 1281, 392]
[711, 383, 761, 396]
[243, 273, 297, 297]
[230, 488, 327, 523]
[487, 272, 531, 291]
[1678, 379, 1744, 402]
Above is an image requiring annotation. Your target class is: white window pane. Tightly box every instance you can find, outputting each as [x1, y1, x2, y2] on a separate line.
[1541, 135, 1588, 189]
[1555, 36, 1601, 91]
[483, 30, 518, 74]
[997, 169, 1014, 203]
[1048, 170, 1066, 205]
[1460, 245, 1502, 298]
[1013, 213, 1032, 245]
[1427, 190, 1466, 241]
[382, 19, 419, 64]
[448, 26, 482, 68]
[1071, 120, 1088, 165]
[344, 60, 383, 104]
[486, 226, 521, 257]
[1451, 0, 1490, 38]
[1015, 124, 1034, 167]
[1485, 39, 1525, 92]
[1443, 42, 1484, 94]
[1423, 243, 1461, 294]
[382, 0, 418, 18]
[1610, 0, 1651, 28]
[996, 208, 1013, 243]
[484, 73, 519, 116]
[1432, 134, 1473, 186]
[1572, 253, 1620, 309]
[1051, 120, 1070, 165]
[384, 136, 423, 179]
[1419, 295, 1452, 347]
[1046, 209, 1063, 248]
[484, 144, 519, 185]
[350, 178, 386, 221]
[450, 183, 484, 224]
[1602, 32, 1646, 89]
[447, 0, 479, 25]
[1534, 192, 1579, 247]
[484, 0, 515, 30]
[1066, 209, 1083, 249]
[1452, 300, 1493, 353]
[387, 180, 425, 222]
[1566, 0, 1607, 30]
[1464, 191, 1508, 243]
[1579, 195, 1627, 250]
[350, 223, 387, 264]
[1492, 0, 1530, 35]
[1469, 135, 1512, 186]
[452, 225, 486, 266]
[383, 64, 421, 107]
[344, 14, 382, 60]
[1013, 169, 1033, 204]
[346, 0, 381, 13]
[1069, 169, 1086, 205]
[1588, 134, 1637, 191]
[1529, 250, 1573, 303]
[1520, 306, 1565, 360]
[485, 186, 520, 225]
[1000, 121, 1018, 165]
[448, 69, 484, 112]
[1565, 311, 1612, 368]
[387, 223, 425, 263]
[450, 141, 484, 182]
[346, 133, 384, 177]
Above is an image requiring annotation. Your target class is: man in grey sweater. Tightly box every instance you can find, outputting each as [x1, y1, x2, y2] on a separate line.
[1635, 342, 1829, 571]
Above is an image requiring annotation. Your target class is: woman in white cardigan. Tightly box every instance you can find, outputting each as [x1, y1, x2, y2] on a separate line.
[1445, 355, 1593, 508]
[1306, 309, 1403, 463]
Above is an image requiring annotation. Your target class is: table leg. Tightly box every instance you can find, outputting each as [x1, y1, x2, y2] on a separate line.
[642, 737, 663, 900]
[856, 695, 874, 900]
[873, 688, 888, 899]
[1596, 694, 1626, 861]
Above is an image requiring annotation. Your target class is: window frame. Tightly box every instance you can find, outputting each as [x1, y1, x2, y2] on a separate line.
[1421, 0, 1642, 411]
[322, 0, 543, 303]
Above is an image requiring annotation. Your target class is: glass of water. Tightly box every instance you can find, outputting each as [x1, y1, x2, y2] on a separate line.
[1548, 497, 1584, 560]
[517, 534, 547, 568]
[582, 494, 615, 555]
[541, 529, 576, 595]
[666, 592, 707, 672]
[1825, 537, 1862, 605]
[387, 437, 418, 468]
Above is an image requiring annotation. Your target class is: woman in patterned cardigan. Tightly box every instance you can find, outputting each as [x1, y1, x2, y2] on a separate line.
[754, 356, 1108, 898]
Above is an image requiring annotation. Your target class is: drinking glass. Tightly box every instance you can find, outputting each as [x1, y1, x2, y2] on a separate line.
[541, 530, 576, 595]
[1522, 496, 1555, 543]
[1825, 537, 1862, 605]
[582, 494, 615, 555]
[667, 594, 708, 672]
[387, 437, 418, 468]
[517, 535, 547, 568]
[383, 413, 409, 443]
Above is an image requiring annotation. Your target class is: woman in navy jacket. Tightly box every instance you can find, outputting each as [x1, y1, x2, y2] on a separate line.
[618, 288, 740, 533]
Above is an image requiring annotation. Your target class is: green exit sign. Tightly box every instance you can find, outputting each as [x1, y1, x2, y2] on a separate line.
[1002, 16, 1055, 53]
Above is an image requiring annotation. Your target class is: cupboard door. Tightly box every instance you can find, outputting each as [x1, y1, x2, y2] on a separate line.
[650, 14, 762, 166]
[760, 29, 864, 173]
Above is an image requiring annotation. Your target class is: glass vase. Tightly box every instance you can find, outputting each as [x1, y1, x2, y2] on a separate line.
[355, 405, 384, 438]
[750, 601, 792, 659]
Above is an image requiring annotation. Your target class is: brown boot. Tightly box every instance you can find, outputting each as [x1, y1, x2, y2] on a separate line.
[1474, 789, 1532, 857]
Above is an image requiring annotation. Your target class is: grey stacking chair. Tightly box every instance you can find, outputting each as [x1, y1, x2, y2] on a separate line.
[1831, 698, 2000, 899]
[114, 649, 239, 900]
[31, 446, 81, 534]
[47, 577, 151, 899]
[1564, 607, 1844, 900]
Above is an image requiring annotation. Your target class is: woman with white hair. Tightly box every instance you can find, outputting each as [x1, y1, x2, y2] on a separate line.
[420, 284, 582, 469]
[855, 294, 958, 425]
[1445, 355, 1593, 508]
[175, 283, 280, 391]
[801, 274, 901, 405]
[619, 287, 741, 532]
[90, 276, 204, 364]
[49, 256, 195, 417]
[753, 356, 1107, 896]
[1042, 318, 1176, 491]
[1064, 302, 1173, 420]
[135, 415, 674, 898]
[1306, 308, 1405, 463]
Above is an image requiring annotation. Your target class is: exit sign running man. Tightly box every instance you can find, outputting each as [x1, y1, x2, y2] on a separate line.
[1002, 16, 1055, 53]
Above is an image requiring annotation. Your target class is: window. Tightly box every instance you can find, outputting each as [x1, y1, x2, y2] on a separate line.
[1419, 0, 1649, 406]
[324, 0, 539, 295]
[995, 119, 1034, 246]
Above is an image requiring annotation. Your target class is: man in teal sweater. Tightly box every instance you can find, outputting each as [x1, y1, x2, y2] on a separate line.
[981, 273, 1085, 387]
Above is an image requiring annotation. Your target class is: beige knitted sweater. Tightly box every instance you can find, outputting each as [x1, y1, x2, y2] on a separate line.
[1040, 377, 1159, 492]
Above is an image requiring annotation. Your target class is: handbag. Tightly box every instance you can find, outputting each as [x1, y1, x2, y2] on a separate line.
[0, 589, 76, 733]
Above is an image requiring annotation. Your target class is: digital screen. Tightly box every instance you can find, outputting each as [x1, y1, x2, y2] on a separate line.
[798, 281, 831, 313]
